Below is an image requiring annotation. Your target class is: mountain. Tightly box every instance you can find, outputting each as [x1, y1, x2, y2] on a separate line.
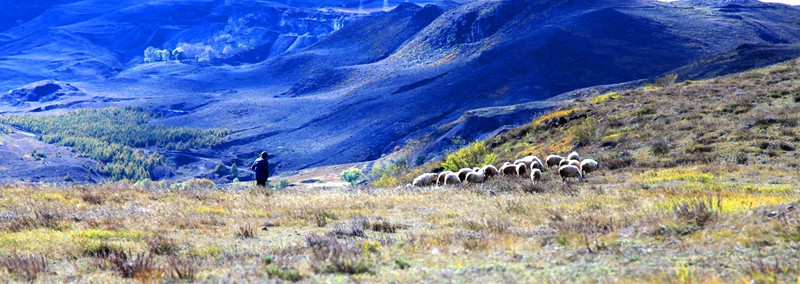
[1, 0, 800, 183]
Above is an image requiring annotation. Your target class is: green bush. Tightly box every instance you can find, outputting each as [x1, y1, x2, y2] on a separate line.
[340, 168, 362, 187]
[566, 117, 599, 144]
[275, 179, 290, 189]
[214, 163, 229, 177]
[183, 178, 217, 190]
[133, 178, 156, 190]
[369, 161, 407, 188]
[441, 142, 497, 172]
[266, 266, 303, 281]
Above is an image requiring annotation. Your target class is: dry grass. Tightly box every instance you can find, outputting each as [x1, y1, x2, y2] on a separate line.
[0, 175, 797, 282]
[2, 59, 800, 282]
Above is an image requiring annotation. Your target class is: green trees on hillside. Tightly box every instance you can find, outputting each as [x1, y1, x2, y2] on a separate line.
[441, 142, 497, 172]
[144, 47, 171, 63]
[0, 107, 227, 181]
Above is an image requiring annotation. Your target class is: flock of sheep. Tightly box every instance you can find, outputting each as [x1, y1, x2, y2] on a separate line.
[412, 151, 599, 187]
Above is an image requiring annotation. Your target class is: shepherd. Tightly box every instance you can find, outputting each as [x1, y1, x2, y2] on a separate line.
[251, 151, 270, 187]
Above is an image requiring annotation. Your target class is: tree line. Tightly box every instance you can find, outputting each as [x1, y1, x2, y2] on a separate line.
[0, 107, 227, 181]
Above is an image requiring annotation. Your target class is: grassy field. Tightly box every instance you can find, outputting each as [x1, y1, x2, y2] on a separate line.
[2, 60, 800, 282]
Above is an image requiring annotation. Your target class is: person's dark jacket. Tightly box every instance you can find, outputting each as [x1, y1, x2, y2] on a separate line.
[251, 158, 269, 181]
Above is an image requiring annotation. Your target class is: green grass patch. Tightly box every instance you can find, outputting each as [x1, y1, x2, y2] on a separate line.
[638, 168, 716, 184]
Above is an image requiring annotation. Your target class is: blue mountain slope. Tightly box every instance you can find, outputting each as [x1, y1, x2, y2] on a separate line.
[2, 0, 800, 182]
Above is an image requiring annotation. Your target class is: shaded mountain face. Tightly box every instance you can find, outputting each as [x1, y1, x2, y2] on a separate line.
[2, 0, 800, 182]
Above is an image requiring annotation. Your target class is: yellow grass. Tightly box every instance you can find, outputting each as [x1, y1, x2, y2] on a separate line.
[591, 91, 619, 104]
[533, 108, 577, 127]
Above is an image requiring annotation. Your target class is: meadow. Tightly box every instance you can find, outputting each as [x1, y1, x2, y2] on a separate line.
[0, 166, 798, 283]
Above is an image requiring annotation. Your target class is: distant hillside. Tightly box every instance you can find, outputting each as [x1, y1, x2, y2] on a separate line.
[3, 0, 800, 183]
[399, 56, 800, 186]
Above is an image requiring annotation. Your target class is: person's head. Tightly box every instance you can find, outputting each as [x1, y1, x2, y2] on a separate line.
[261, 151, 268, 158]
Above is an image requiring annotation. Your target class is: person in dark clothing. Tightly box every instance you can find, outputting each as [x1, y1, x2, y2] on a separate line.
[251, 151, 269, 187]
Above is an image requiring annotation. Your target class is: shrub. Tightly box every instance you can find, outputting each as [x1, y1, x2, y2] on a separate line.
[81, 191, 105, 205]
[275, 179, 291, 189]
[371, 219, 402, 233]
[133, 178, 156, 190]
[305, 233, 373, 275]
[266, 266, 303, 281]
[340, 168, 362, 187]
[147, 236, 180, 255]
[369, 161, 407, 187]
[183, 178, 217, 190]
[167, 256, 197, 281]
[5, 208, 66, 232]
[236, 224, 257, 239]
[106, 251, 162, 281]
[655, 73, 678, 88]
[670, 195, 720, 235]
[214, 163, 229, 177]
[0, 254, 48, 281]
[441, 141, 497, 172]
[230, 164, 239, 178]
[651, 139, 671, 156]
[330, 221, 367, 238]
[566, 117, 599, 144]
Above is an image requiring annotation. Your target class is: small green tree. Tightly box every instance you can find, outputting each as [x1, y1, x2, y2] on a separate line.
[441, 141, 496, 172]
[214, 163, 229, 177]
[230, 163, 239, 178]
[340, 168, 362, 187]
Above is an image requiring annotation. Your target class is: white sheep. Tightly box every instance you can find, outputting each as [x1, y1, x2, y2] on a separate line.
[514, 156, 534, 168]
[499, 164, 517, 176]
[464, 169, 485, 184]
[530, 160, 545, 172]
[457, 168, 474, 182]
[532, 157, 544, 170]
[482, 165, 499, 179]
[580, 159, 599, 176]
[530, 168, 542, 184]
[546, 155, 564, 168]
[516, 163, 529, 177]
[412, 173, 438, 187]
[567, 151, 580, 161]
[559, 159, 581, 168]
[558, 165, 583, 182]
[444, 173, 461, 186]
[437, 171, 453, 186]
